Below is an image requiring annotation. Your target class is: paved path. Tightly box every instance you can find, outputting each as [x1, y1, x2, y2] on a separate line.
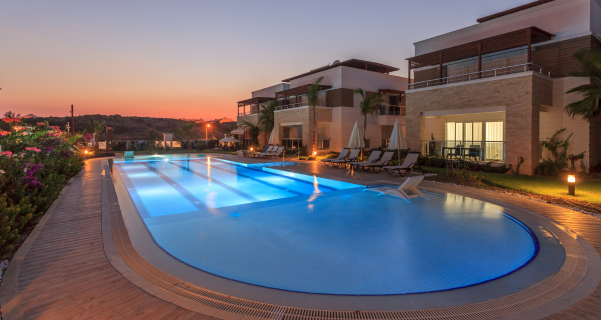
[2, 157, 601, 319]
[3, 159, 215, 320]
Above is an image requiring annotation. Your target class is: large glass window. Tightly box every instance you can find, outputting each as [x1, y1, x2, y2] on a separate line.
[485, 122, 504, 160]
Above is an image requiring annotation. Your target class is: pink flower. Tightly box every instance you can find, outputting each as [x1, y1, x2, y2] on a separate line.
[37, 122, 45, 125]
[68, 163, 71, 166]
[25, 147, 42, 152]
[85, 133, 92, 140]
[0, 169, 4, 174]
[0, 151, 13, 156]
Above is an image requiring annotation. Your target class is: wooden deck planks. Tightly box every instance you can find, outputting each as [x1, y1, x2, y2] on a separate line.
[11, 159, 218, 320]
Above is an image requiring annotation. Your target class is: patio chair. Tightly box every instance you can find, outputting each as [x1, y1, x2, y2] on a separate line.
[321, 148, 350, 166]
[350, 150, 381, 170]
[383, 176, 425, 199]
[328, 149, 360, 168]
[355, 151, 394, 172]
[383, 152, 421, 176]
[468, 145, 481, 161]
[124, 151, 134, 160]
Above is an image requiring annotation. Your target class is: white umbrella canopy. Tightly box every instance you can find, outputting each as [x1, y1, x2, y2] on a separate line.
[348, 121, 365, 149]
[388, 119, 403, 150]
[219, 137, 239, 143]
[268, 127, 279, 145]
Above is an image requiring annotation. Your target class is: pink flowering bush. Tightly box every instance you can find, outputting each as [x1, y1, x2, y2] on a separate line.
[0, 122, 84, 255]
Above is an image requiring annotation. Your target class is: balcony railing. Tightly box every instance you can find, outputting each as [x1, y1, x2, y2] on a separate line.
[421, 140, 505, 162]
[409, 63, 552, 90]
[238, 110, 260, 116]
[275, 101, 331, 111]
[379, 104, 405, 116]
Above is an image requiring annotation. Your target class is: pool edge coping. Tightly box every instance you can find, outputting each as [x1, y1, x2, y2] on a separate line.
[105, 159, 601, 319]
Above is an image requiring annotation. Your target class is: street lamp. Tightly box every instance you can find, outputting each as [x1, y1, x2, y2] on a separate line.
[568, 175, 576, 196]
[206, 124, 210, 141]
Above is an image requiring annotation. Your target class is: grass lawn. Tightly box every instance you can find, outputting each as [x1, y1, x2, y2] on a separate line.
[113, 149, 237, 156]
[423, 166, 601, 207]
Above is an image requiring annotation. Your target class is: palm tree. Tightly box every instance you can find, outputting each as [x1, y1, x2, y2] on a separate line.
[564, 45, 601, 121]
[258, 101, 276, 144]
[307, 76, 324, 153]
[353, 88, 386, 159]
[239, 120, 260, 146]
[178, 122, 196, 149]
[92, 119, 105, 151]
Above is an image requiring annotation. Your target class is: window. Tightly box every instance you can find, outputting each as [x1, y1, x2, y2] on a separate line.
[485, 122, 504, 160]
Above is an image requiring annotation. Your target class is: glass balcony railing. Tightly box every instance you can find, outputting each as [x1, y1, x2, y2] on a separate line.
[421, 140, 505, 162]
[275, 101, 331, 111]
[409, 63, 552, 90]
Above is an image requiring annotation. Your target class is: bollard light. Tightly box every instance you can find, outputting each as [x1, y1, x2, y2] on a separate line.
[567, 175, 576, 196]
[313, 151, 317, 155]
[250, 147, 253, 151]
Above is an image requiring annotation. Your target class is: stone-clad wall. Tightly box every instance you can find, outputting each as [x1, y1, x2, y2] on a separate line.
[237, 114, 267, 146]
[406, 73, 553, 175]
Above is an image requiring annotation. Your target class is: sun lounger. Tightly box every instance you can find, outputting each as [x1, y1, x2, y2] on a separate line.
[383, 176, 425, 199]
[350, 150, 381, 170]
[248, 145, 271, 157]
[328, 149, 360, 168]
[124, 151, 134, 159]
[355, 151, 394, 172]
[383, 152, 421, 176]
[260, 146, 284, 158]
[251, 145, 275, 157]
[321, 148, 350, 166]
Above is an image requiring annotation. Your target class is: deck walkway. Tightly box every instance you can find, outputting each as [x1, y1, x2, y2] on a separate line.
[1, 157, 600, 319]
[0, 159, 215, 320]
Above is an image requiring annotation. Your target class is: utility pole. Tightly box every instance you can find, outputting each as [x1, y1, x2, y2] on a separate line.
[70, 105, 74, 135]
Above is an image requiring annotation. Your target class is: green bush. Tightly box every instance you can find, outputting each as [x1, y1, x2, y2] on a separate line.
[0, 119, 84, 255]
[197, 143, 207, 151]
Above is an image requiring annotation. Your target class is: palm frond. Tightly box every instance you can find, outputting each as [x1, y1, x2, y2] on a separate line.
[564, 42, 601, 121]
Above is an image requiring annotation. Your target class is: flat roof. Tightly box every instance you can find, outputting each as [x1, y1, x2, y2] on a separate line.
[477, 0, 554, 23]
[282, 59, 399, 82]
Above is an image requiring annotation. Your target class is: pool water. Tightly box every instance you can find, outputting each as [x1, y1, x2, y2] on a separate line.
[114, 156, 538, 295]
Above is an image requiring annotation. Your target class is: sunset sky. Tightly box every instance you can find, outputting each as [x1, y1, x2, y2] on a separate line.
[1, 0, 530, 120]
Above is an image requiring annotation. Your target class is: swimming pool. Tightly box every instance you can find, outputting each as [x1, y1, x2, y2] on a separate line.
[114, 156, 538, 295]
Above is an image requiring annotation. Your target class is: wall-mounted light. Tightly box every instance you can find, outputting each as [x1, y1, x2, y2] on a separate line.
[568, 175, 576, 196]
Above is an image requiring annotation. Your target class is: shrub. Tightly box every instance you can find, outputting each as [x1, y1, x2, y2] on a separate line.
[0, 120, 84, 255]
[197, 143, 207, 151]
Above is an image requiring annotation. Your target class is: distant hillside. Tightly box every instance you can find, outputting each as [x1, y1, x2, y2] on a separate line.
[20, 114, 236, 141]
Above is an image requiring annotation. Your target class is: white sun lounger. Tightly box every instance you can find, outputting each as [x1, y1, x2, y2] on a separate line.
[249, 145, 272, 157]
[383, 152, 420, 176]
[350, 150, 381, 169]
[383, 176, 425, 199]
[254, 145, 276, 157]
[260, 146, 284, 158]
[321, 148, 350, 166]
[328, 149, 360, 168]
[355, 151, 394, 172]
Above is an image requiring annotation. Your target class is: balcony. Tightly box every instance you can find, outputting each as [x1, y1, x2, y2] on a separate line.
[275, 101, 332, 111]
[408, 63, 551, 90]
[238, 110, 260, 116]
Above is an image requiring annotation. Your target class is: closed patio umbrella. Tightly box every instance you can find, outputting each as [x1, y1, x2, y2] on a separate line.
[348, 121, 364, 149]
[388, 119, 403, 165]
[268, 127, 279, 145]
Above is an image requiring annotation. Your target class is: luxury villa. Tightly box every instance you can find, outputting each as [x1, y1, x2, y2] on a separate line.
[405, 0, 601, 174]
[235, 59, 408, 155]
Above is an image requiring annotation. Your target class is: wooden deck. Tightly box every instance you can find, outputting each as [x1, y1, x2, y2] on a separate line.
[1, 157, 600, 319]
[1, 159, 216, 320]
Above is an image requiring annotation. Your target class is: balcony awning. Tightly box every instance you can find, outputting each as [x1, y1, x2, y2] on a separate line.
[407, 27, 553, 70]
[237, 97, 274, 107]
[231, 128, 246, 134]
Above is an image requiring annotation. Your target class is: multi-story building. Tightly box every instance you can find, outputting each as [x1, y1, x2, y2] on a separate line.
[405, 0, 601, 174]
[235, 59, 408, 154]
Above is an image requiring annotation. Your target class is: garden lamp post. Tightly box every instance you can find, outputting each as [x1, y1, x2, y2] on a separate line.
[206, 124, 210, 141]
[568, 175, 576, 196]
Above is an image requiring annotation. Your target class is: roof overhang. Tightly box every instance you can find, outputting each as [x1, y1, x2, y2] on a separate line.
[477, 0, 554, 23]
[282, 59, 399, 82]
[231, 128, 246, 134]
[407, 27, 553, 70]
[237, 97, 275, 107]
[275, 84, 333, 99]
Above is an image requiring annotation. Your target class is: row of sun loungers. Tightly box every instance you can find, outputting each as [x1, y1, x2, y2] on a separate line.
[247, 145, 284, 158]
[322, 149, 421, 176]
